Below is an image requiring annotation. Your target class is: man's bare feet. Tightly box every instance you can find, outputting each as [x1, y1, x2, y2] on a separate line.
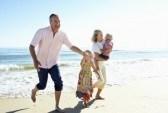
[31, 89, 36, 102]
[55, 106, 64, 113]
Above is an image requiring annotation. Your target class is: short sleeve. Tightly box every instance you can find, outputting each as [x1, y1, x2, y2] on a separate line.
[92, 43, 101, 54]
[63, 33, 73, 48]
[30, 29, 42, 47]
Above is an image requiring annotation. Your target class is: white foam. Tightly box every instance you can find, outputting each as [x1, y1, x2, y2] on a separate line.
[1, 58, 168, 98]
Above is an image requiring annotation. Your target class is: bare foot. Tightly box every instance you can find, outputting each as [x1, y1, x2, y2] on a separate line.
[55, 106, 64, 113]
[31, 89, 36, 103]
[95, 96, 104, 100]
[83, 101, 88, 108]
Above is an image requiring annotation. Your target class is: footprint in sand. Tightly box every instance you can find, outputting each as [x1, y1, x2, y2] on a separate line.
[94, 105, 105, 109]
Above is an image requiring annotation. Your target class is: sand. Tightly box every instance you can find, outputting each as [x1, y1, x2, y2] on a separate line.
[1, 77, 168, 113]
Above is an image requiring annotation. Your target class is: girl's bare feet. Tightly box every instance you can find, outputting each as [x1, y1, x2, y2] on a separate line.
[83, 103, 88, 108]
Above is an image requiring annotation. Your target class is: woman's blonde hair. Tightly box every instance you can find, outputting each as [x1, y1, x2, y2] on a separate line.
[92, 30, 102, 43]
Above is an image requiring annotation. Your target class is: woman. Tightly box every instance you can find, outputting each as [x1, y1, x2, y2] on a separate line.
[92, 30, 107, 99]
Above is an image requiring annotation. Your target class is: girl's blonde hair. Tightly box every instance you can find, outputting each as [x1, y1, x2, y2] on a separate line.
[85, 50, 92, 54]
[91, 30, 102, 43]
[84, 50, 93, 58]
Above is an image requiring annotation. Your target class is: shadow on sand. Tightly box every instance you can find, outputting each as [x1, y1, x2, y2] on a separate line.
[6, 108, 29, 113]
[48, 99, 96, 113]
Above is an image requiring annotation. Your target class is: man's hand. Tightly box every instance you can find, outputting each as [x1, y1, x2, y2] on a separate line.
[70, 46, 83, 56]
[83, 51, 89, 57]
[33, 59, 41, 69]
[29, 45, 41, 70]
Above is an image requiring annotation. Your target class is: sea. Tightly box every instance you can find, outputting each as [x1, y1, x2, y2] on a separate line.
[0, 48, 168, 98]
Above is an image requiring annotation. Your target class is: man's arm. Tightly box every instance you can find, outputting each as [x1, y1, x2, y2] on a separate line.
[29, 45, 41, 69]
[70, 46, 84, 55]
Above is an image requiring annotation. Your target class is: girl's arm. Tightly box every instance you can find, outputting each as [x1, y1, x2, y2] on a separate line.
[110, 42, 113, 52]
[94, 52, 99, 70]
[91, 61, 101, 79]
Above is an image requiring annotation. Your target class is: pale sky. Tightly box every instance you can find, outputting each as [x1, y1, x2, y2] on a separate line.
[0, 0, 168, 50]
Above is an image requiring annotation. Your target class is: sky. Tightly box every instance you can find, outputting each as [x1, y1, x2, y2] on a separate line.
[0, 0, 168, 51]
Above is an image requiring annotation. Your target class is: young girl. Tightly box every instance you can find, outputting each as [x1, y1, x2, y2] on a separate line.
[76, 50, 100, 107]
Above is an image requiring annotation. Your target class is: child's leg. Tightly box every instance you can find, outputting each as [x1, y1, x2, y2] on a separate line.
[83, 92, 91, 107]
[83, 100, 88, 107]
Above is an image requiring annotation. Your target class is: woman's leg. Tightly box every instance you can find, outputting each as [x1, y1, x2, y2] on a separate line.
[96, 88, 103, 99]
[96, 61, 106, 99]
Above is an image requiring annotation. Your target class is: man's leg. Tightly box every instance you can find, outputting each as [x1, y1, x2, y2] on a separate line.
[31, 86, 38, 102]
[55, 91, 61, 107]
[49, 65, 63, 111]
[31, 68, 48, 102]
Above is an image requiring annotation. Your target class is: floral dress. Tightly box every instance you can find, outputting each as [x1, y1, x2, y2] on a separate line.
[76, 60, 93, 101]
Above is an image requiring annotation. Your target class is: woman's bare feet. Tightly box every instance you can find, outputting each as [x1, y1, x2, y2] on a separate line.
[95, 95, 104, 100]
[55, 106, 64, 113]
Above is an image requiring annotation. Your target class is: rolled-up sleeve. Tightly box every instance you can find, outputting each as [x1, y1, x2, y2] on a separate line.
[63, 33, 73, 48]
[30, 29, 42, 47]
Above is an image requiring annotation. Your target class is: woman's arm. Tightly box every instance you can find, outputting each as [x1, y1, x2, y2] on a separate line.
[94, 52, 105, 70]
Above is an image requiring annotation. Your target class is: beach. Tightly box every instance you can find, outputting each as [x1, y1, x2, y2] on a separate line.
[1, 0, 168, 112]
[1, 77, 168, 113]
[0, 49, 168, 113]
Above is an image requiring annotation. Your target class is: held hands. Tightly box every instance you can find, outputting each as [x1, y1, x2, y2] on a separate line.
[82, 51, 88, 57]
[96, 66, 100, 71]
[93, 69, 101, 80]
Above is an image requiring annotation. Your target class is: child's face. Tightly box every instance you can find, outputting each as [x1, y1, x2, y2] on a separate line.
[105, 36, 112, 41]
[84, 52, 92, 61]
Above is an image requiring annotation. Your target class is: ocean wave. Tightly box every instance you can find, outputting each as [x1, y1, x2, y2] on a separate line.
[0, 64, 34, 71]
[0, 63, 79, 72]
[0, 57, 166, 72]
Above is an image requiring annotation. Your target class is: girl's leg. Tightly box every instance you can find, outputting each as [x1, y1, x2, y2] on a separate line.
[83, 100, 88, 107]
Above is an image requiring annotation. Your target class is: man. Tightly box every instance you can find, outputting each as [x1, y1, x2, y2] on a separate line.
[29, 14, 84, 112]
